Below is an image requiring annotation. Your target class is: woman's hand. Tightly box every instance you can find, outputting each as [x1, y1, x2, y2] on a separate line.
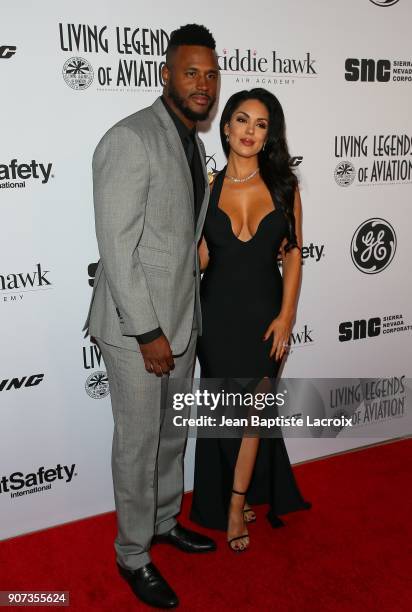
[198, 236, 209, 272]
[263, 314, 294, 361]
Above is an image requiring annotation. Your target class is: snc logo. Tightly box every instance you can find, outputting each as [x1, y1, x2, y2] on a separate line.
[345, 58, 391, 82]
[339, 318, 381, 342]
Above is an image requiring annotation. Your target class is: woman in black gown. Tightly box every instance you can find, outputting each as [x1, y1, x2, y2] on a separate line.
[190, 88, 310, 551]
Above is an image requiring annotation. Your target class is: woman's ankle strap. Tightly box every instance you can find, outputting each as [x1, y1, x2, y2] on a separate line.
[232, 488, 247, 496]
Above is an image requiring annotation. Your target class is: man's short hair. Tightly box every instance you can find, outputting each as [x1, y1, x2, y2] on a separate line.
[166, 24, 216, 66]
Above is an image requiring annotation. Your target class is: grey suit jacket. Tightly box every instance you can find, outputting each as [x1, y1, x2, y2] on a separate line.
[83, 97, 210, 354]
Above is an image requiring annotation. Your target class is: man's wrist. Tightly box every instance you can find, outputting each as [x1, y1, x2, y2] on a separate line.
[136, 327, 163, 345]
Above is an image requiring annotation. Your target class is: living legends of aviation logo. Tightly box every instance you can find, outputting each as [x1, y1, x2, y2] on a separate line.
[328, 376, 406, 428]
[59, 23, 169, 92]
[334, 134, 412, 186]
[63, 56, 94, 89]
[218, 47, 318, 86]
[83, 340, 109, 399]
[85, 371, 109, 399]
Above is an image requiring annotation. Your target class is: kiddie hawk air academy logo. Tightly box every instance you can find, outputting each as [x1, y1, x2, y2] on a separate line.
[288, 324, 315, 353]
[351, 218, 396, 274]
[83, 338, 109, 399]
[63, 57, 94, 90]
[1, 263, 52, 304]
[218, 47, 318, 87]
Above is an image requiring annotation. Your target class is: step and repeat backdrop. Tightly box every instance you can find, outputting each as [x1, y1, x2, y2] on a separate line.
[1, 0, 411, 539]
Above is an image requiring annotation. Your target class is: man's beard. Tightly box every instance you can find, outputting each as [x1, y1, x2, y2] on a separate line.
[168, 80, 214, 122]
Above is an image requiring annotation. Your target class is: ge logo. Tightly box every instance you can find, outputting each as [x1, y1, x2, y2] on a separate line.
[351, 218, 396, 274]
[369, 1, 399, 6]
[334, 161, 356, 187]
[0, 45, 17, 59]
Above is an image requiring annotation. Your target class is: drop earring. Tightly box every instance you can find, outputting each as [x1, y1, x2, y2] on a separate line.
[226, 134, 229, 143]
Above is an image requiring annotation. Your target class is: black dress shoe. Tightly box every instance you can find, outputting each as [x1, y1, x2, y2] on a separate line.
[117, 562, 178, 609]
[152, 522, 217, 553]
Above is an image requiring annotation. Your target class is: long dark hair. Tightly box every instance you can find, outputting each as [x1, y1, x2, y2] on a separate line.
[220, 88, 298, 251]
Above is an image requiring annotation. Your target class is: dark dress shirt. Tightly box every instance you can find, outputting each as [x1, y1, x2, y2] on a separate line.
[136, 97, 205, 345]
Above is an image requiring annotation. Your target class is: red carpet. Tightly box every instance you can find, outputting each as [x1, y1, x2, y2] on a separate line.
[1, 439, 411, 611]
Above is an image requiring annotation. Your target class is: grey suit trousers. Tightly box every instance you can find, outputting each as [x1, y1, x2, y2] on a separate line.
[97, 327, 196, 570]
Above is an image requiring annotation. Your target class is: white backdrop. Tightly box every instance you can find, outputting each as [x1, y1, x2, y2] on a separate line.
[1, 0, 411, 539]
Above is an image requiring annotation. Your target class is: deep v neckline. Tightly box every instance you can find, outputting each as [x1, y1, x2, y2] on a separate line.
[213, 167, 278, 244]
[217, 207, 278, 244]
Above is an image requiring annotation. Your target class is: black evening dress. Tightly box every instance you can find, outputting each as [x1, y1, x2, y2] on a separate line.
[190, 168, 311, 530]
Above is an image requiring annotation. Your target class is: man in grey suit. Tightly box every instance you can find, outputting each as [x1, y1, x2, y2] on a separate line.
[84, 24, 219, 609]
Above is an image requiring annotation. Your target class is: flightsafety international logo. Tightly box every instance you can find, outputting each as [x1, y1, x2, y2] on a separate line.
[218, 47, 318, 87]
[0, 159, 53, 190]
[0, 463, 77, 500]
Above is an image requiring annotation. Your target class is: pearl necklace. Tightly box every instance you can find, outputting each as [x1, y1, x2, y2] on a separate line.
[225, 168, 259, 183]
